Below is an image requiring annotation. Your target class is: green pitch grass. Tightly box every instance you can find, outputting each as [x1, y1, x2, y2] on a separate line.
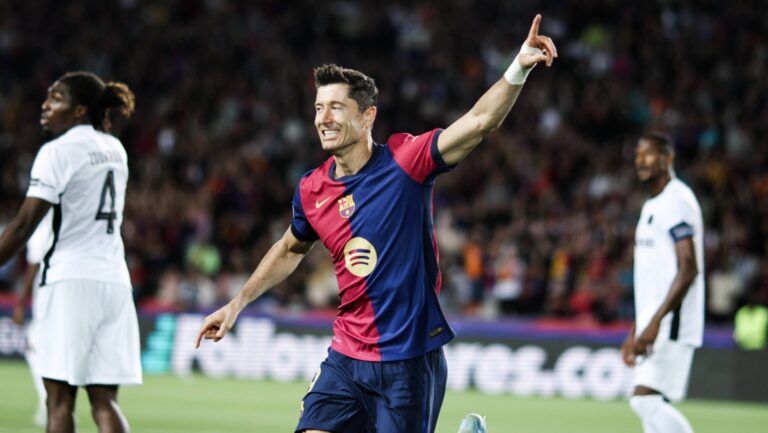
[1, 360, 766, 433]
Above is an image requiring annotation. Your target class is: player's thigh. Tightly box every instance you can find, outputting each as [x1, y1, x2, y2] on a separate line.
[633, 340, 694, 401]
[43, 378, 78, 407]
[296, 353, 368, 433]
[35, 281, 100, 382]
[85, 384, 119, 407]
[88, 282, 142, 385]
[376, 348, 447, 433]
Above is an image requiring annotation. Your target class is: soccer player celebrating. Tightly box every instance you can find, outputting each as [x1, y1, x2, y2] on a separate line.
[0, 72, 141, 433]
[196, 15, 556, 433]
[622, 132, 704, 433]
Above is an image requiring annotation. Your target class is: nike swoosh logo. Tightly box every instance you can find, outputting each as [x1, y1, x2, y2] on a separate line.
[315, 197, 331, 208]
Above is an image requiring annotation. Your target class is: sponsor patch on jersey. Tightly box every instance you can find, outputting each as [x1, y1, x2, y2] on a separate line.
[343, 237, 377, 277]
[338, 194, 356, 218]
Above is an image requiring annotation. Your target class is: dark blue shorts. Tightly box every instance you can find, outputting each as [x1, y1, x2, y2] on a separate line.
[295, 348, 447, 433]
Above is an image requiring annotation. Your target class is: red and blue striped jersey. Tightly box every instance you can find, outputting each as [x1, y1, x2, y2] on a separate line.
[290, 129, 455, 361]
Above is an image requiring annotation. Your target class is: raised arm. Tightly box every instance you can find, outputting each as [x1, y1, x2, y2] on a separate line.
[195, 227, 315, 347]
[437, 14, 557, 166]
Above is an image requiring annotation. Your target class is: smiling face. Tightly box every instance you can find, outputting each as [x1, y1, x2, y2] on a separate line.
[314, 83, 376, 155]
[40, 81, 87, 137]
[634, 138, 671, 185]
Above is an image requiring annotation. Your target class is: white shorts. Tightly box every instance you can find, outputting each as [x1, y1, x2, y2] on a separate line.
[34, 279, 143, 386]
[25, 319, 41, 375]
[25, 285, 42, 374]
[632, 338, 695, 401]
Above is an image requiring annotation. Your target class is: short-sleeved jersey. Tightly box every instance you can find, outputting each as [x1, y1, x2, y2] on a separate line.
[26, 125, 130, 286]
[291, 129, 455, 361]
[634, 178, 705, 347]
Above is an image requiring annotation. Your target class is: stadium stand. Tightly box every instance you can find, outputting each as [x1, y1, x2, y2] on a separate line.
[1, 0, 766, 324]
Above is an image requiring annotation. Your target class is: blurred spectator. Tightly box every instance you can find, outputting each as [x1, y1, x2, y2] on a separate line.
[733, 291, 768, 350]
[708, 265, 743, 322]
[0, 1, 765, 324]
[185, 240, 221, 276]
[461, 228, 485, 314]
[491, 241, 526, 315]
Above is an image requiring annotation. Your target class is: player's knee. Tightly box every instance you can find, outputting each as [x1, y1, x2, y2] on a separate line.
[629, 395, 663, 419]
[88, 392, 120, 419]
[45, 390, 76, 412]
[46, 397, 75, 418]
[89, 398, 114, 414]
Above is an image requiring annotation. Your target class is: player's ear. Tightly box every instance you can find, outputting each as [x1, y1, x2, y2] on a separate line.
[364, 106, 377, 129]
[665, 151, 675, 170]
[74, 105, 88, 120]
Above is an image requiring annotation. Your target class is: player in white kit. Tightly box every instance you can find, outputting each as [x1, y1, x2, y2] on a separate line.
[622, 132, 704, 433]
[0, 71, 141, 433]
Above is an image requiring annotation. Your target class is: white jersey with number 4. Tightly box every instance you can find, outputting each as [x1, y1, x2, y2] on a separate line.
[634, 178, 704, 347]
[26, 125, 130, 286]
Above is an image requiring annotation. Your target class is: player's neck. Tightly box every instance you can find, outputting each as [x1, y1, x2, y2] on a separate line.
[647, 172, 672, 197]
[333, 137, 373, 178]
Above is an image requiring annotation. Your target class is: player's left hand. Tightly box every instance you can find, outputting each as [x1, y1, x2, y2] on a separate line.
[194, 303, 240, 348]
[518, 14, 558, 68]
[11, 303, 25, 326]
[620, 332, 636, 367]
[633, 321, 660, 357]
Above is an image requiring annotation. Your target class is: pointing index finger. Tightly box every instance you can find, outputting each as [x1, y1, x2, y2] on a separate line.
[195, 320, 212, 348]
[528, 14, 542, 39]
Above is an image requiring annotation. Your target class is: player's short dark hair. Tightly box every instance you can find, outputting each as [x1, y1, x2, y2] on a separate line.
[58, 71, 135, 132]
[639, 131, 675, 156]
[313, 64, 378, 112]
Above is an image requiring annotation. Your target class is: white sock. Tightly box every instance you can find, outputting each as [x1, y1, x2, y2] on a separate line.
[629, 395, 694, 433]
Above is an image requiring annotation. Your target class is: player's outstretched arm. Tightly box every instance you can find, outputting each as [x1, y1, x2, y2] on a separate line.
[0, 197, 51, 266]
[195, 227, 315, 348]
[438, 14, 557, 166]
[633, 237, 698, 356]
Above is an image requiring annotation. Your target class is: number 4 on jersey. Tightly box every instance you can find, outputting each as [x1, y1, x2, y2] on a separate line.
[95, 170, 117, 234]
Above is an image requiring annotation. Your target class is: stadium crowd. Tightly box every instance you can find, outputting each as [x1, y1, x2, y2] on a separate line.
[1, 0, 766, 324]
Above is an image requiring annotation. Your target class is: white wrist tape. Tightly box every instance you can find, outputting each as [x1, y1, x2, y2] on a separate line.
[503, 43, 544, 85]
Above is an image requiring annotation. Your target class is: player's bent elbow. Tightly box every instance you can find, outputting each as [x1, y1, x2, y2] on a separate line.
[6, 217, 34, 249]
[688, 267, 699, 282]
[681, 266, 698, 286]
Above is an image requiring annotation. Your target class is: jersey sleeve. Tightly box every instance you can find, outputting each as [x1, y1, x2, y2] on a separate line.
[26, 143, 75, 204]
[289, 179, 319, 242]
[664, 194, 695, 242]
[387, 128, 453, 184]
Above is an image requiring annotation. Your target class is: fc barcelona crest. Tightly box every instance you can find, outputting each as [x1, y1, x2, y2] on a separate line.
[338, 194, 356, 219]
